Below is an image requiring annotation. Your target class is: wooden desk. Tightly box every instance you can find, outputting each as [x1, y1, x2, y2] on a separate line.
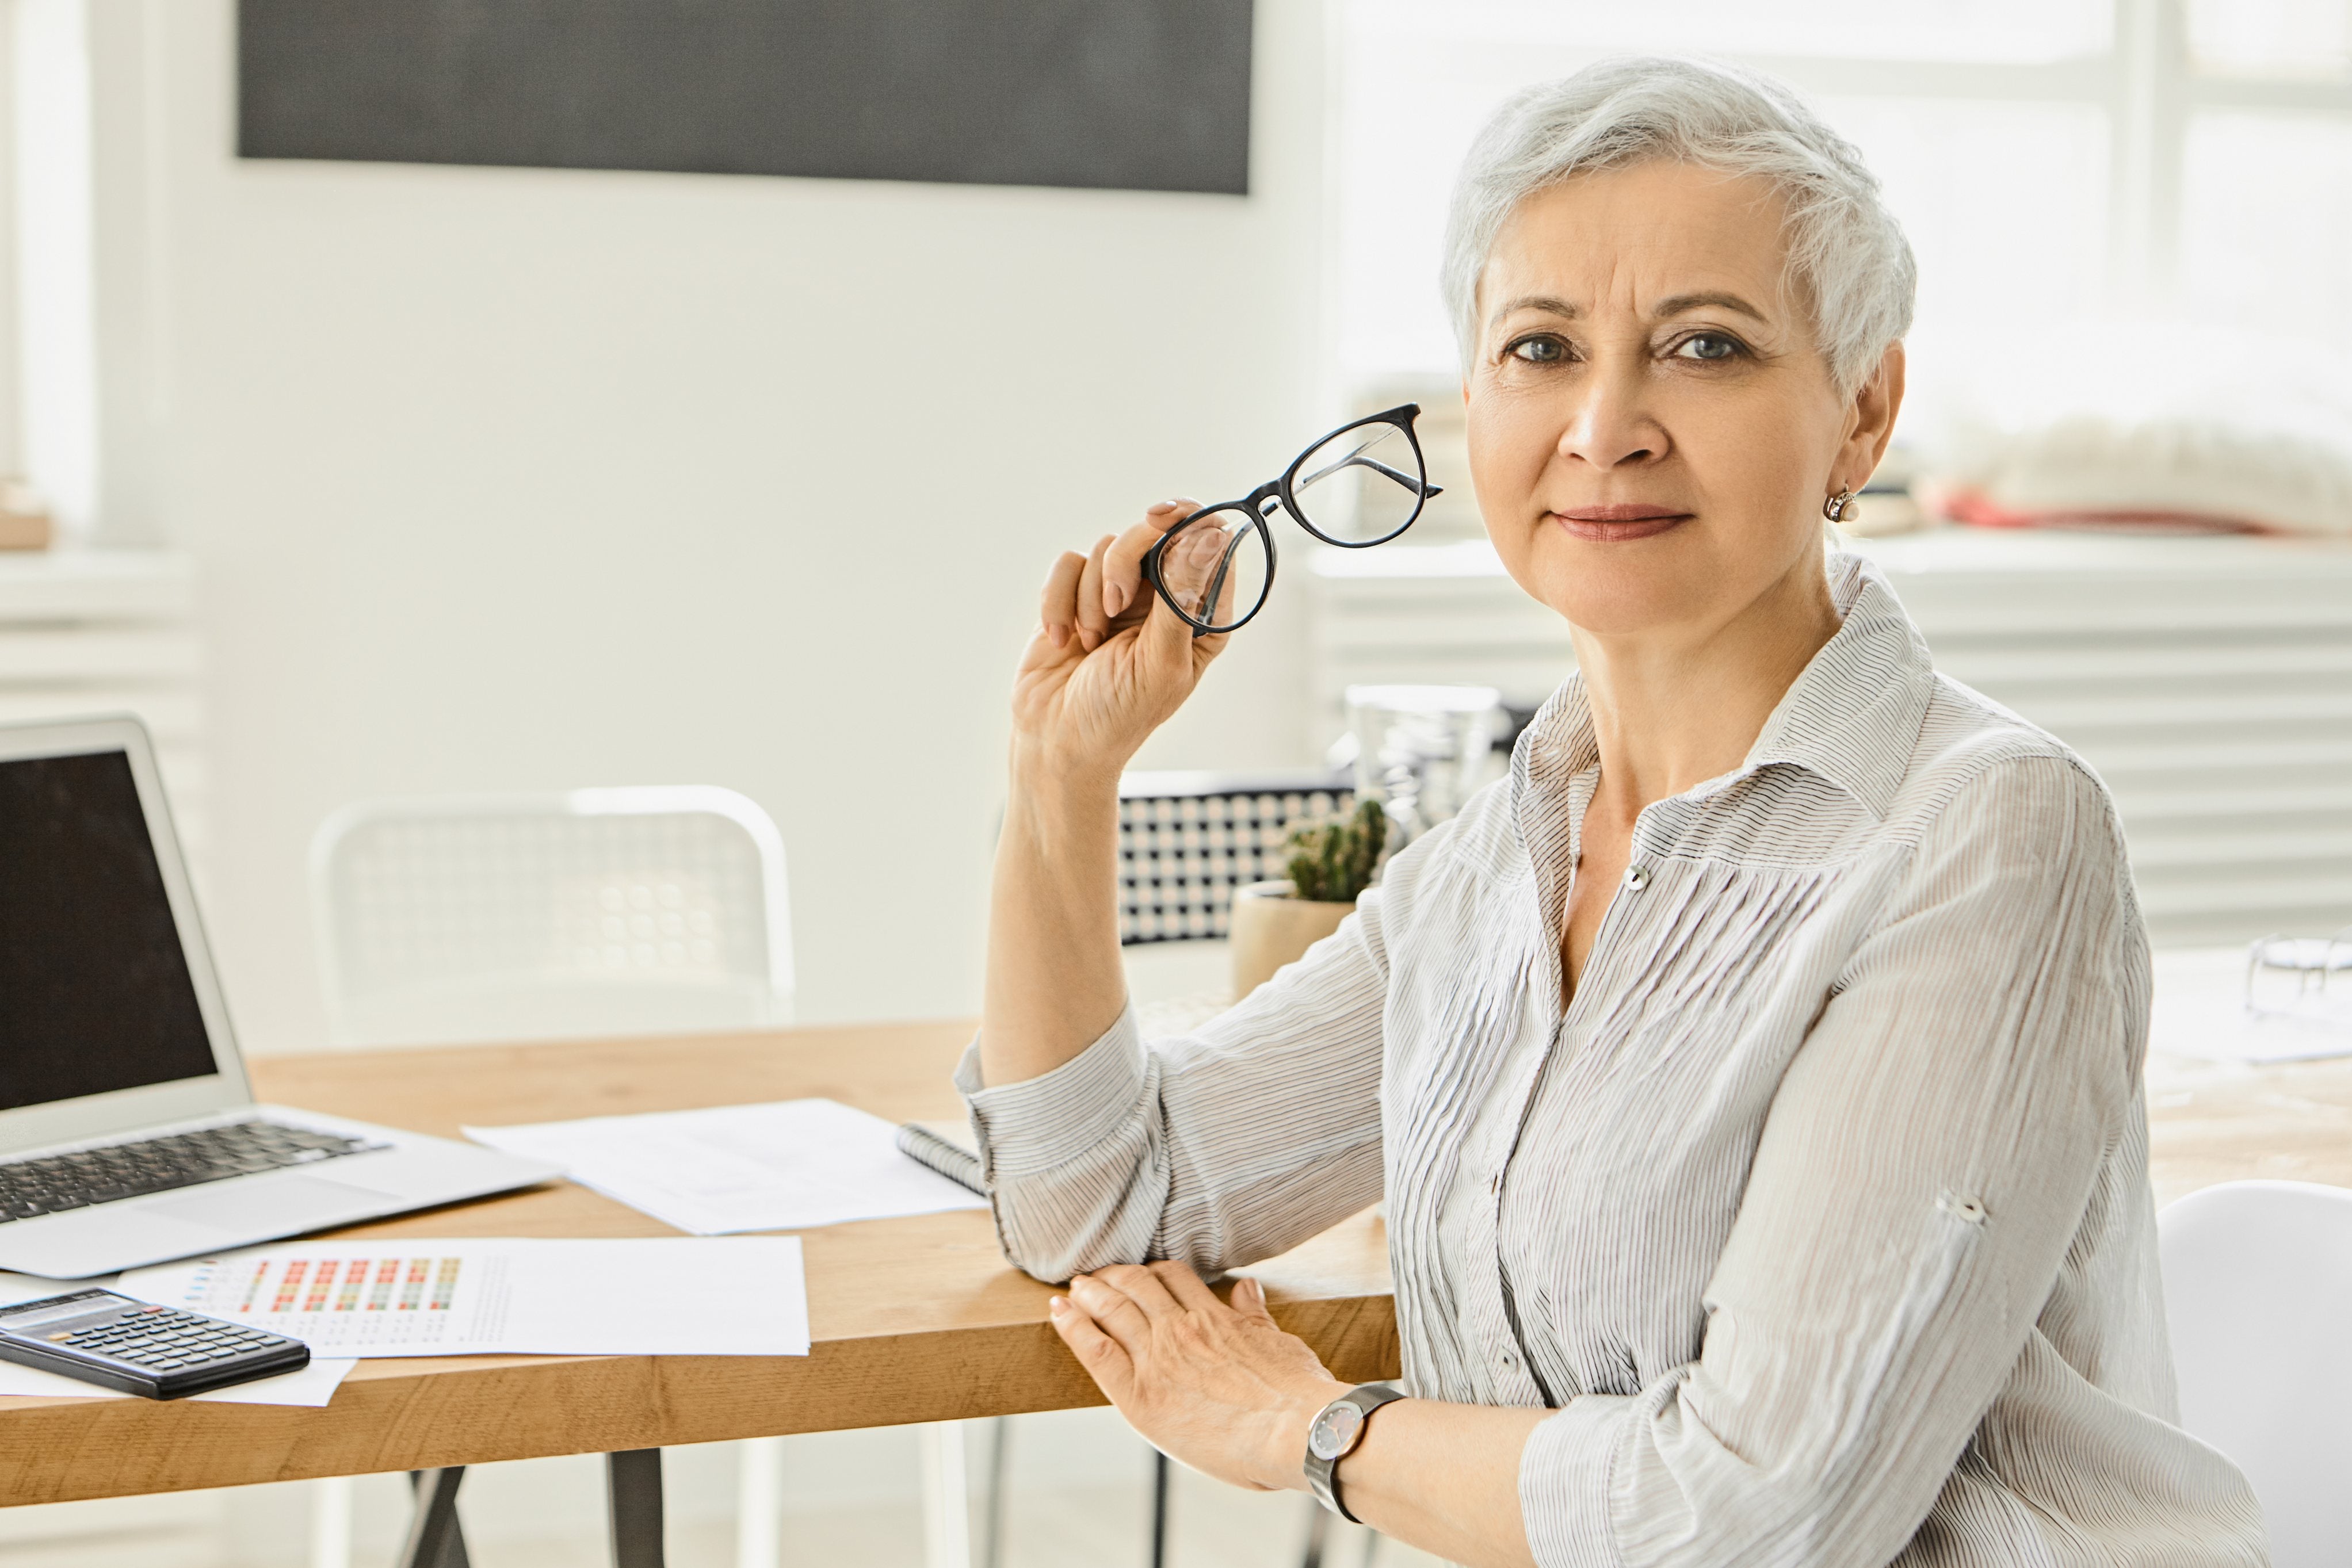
[2147, 1050, 2352, 1208]
[0, 1023, 2342, 1509]
[0, 1022, 1395, 1508]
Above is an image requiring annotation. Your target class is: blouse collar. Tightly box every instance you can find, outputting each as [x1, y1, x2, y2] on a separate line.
[1512, 552, 1937, 825]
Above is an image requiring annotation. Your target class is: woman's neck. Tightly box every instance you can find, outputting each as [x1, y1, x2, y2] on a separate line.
[1571, 549, 1843, 830]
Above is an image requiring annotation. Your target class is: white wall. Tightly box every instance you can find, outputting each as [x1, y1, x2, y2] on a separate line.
[127, 0, 1327, 1051]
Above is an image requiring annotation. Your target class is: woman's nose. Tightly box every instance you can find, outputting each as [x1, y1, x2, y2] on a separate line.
[1556, 364, 1662, 471]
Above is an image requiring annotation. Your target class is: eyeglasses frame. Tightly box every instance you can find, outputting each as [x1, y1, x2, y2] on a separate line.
[1140, 403, 1444, 637]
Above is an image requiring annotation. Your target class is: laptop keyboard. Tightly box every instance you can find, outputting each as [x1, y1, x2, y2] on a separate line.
[0, 1121, 387, 1223]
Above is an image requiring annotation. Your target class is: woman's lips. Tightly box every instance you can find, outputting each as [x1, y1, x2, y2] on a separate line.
[1550, 504, 1692, 541]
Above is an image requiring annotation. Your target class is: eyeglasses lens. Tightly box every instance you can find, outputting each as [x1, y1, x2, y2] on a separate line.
[1157, 508, 1270, 632]
[1289, 420, 1427, 545]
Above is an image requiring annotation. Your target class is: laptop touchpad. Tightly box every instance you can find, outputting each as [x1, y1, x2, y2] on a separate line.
[144, 1176, 397, 1236]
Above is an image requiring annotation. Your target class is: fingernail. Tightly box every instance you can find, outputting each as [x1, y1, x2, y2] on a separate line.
[1047, 622, 1066, 647]
[1105, 583, 1128, 617]
[1049, 1296, 1067, 1315]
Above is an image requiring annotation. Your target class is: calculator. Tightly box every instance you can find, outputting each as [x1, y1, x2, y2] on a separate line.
[0, 1289, 309, 1399]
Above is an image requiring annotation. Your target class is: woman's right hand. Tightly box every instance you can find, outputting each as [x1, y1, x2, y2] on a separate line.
[1013, 499, 1235, 779]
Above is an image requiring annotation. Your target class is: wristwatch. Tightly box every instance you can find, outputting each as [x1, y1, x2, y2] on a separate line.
[1303, 1382, 1407, 1521]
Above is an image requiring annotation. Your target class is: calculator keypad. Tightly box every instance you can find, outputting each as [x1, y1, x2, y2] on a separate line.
[44, 1306, 289, 1370]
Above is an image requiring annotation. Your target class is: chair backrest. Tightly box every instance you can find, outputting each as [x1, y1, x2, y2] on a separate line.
[1116, 770, 1353, 945]
[311, 786, 792, 1048]
[2158, 1179, 2352, 1565]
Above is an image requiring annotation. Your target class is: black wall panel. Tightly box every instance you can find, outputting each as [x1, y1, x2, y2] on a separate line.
[238, 0, 1253, 196]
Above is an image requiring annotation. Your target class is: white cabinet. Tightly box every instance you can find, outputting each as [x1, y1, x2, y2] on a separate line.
[1308, 529, 2352, 945]
[0, 550, 203, 851]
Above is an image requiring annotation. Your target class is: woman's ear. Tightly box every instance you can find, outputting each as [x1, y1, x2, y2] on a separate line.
[1838, 341, 1907, 491]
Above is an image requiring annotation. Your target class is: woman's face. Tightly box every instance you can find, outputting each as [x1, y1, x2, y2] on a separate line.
[1464, 160, 1899, 642]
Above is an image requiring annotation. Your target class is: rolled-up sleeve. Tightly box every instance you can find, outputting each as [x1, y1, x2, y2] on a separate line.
[1519, 755, 2144, 1567]
[957, 829, 1435, 1282]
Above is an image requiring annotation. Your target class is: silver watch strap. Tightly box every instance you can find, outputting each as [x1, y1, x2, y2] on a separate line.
[1304, 1382, 1407, 1523]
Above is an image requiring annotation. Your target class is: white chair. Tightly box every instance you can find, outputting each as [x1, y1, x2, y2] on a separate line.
[2158, 1179, 2352, 1566]
[308, 786, 795, 1568]
[313, 786, 793, 1049]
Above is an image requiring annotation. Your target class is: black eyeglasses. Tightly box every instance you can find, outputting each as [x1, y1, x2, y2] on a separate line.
[1143, 403, 1441, 636]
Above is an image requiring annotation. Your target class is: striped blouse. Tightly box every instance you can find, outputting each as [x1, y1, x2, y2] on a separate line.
[959, 553, 2267, 1566]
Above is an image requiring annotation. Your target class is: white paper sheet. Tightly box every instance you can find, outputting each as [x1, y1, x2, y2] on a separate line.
[117, 1237, 810, 1357]
[462, 1098, 990, 1236]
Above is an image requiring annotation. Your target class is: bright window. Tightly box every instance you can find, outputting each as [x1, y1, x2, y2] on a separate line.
[1332, 0, 2352, 397]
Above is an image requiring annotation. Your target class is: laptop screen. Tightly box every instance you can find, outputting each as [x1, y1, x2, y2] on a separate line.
[0, 749, 218, 1111]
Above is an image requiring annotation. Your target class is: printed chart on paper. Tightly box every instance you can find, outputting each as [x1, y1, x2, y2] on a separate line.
[170, 1251, 499, 1351]
[120, 1236, 810, 1357]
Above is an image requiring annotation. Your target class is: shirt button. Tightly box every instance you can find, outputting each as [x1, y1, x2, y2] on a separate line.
[1624, 864, 1651, 892]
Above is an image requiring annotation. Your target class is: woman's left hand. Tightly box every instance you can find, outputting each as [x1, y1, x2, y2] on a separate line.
[1050, 1260, 1348, 1493]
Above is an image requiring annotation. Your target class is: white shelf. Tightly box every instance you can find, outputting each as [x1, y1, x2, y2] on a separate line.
[0, 548, 195, 619]
[0, 549, 205, 849]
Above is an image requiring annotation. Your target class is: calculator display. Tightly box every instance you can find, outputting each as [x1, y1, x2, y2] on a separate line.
[1, 1295, 134, 1332]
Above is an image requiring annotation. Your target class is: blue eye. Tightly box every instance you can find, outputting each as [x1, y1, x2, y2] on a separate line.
[1508, 335, 1568, 364]
[1678, 332, 1742, 361]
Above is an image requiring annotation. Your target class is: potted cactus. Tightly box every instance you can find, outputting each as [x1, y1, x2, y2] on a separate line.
[1230, 798, 1391, 998]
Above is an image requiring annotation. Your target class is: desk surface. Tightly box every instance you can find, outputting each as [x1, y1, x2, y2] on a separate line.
[0, 1023, 2341, 1507]
[2147, 1049, 2352, 1206]
[0, 1022, 1396, 1506]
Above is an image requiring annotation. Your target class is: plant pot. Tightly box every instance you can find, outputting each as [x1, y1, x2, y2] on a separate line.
[1229, 880, 1356, 999]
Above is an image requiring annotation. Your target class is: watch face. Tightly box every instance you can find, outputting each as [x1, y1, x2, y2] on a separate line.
[1308, 1401, 1365, 1462]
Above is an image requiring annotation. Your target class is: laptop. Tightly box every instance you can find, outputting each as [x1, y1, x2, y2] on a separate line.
[0, 715, 559, 1279]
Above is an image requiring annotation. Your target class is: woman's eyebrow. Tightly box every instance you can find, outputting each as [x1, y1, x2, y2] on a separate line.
[1650, 290, 1770, 323]
[1488, 290, 1772, 329]
[1487, 293, 1580, 328]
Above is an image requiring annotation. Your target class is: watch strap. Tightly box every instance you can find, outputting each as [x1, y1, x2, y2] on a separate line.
[1304, 1382, 1407, 1523]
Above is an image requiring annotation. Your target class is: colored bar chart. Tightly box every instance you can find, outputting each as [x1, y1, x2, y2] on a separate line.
[165, 1253, 473, 1348]
[119, 1237, 812, 1358]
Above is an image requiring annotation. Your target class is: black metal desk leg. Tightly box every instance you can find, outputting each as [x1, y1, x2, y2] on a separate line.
[1151, 1448, 1171, 1568]
[608, 1448, 667, 1568]
[399, 1468, 469, 1568]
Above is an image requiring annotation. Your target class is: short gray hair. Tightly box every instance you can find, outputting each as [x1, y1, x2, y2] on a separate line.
[1441, 56, 1915, 396]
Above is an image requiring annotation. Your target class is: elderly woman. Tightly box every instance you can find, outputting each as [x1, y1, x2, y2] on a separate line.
[962, 57, 2266, 1567]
